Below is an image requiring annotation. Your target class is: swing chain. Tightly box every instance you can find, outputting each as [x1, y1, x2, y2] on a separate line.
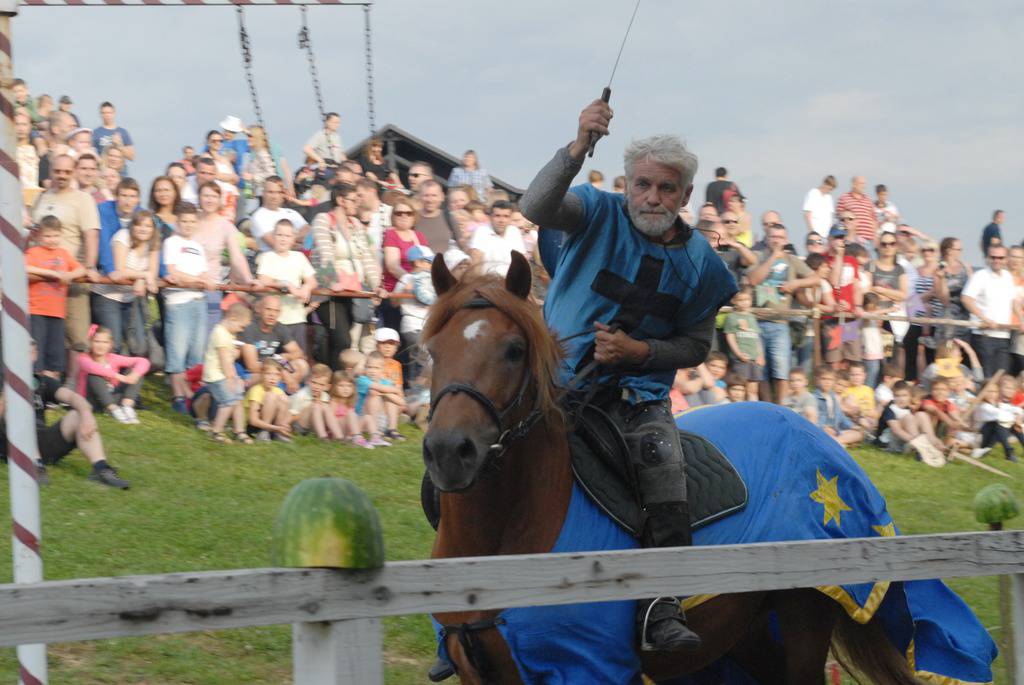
[236, 6, 266, 133]
[364, 3, 376, 136]
[298, 6, 327, 124]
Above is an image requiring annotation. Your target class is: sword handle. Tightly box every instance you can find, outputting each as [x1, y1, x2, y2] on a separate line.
[586, 87, 612, 158]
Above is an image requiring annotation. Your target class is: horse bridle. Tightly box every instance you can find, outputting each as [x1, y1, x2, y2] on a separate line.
[428, 297, 605, 682]
[427, 296, 543, 463]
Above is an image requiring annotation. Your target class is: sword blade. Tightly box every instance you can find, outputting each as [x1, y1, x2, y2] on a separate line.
[607, 0, 642, 88]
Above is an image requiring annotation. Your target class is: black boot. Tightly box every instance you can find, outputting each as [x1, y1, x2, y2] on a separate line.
[427, 656, 455, 682]
[638, 596, 702, 652]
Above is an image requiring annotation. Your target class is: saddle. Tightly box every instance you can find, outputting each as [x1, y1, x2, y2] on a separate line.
[420, 403, 748, 537]
[568, 403, 748, 538]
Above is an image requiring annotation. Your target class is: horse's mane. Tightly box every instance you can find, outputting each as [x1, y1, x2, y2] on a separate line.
[423, 273, 564, 423]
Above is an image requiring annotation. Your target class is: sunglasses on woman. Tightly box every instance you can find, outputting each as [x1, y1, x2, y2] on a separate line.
[393, 210, 414, 217]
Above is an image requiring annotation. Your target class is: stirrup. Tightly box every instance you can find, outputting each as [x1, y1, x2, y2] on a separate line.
[639, 596, 702, 652]
[427, 656, 456, 682]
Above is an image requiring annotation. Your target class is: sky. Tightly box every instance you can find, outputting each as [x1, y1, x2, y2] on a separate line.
[13, 0, 1023, 265]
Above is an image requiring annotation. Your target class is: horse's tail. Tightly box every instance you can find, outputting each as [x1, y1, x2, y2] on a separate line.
[831, 611, 927, 685]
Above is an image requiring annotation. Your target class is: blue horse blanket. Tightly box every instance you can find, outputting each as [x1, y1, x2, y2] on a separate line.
[433, 403, 997, 684]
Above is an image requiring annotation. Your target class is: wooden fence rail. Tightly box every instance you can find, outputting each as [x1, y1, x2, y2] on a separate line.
[1, 530, 1023, 683]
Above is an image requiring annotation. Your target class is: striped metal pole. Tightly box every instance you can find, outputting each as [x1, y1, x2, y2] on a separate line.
[0, 3, 48, 683]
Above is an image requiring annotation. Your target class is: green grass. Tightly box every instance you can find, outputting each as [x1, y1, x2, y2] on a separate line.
[1, 382, 1022, 684]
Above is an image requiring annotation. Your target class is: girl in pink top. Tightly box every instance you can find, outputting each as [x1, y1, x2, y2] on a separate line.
[77, 325, 151, 424]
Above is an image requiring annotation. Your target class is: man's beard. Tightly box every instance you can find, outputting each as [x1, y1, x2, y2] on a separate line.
[627, 199, 680, 238]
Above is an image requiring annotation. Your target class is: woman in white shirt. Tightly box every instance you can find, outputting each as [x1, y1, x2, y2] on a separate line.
[91, 211, 160, 354]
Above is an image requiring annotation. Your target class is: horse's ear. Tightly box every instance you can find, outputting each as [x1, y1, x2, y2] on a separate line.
[432, 253, 456, 296]
[505, 251, 532, 300]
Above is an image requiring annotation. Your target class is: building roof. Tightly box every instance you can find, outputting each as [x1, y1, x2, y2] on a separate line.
[347, 124, 524, 200]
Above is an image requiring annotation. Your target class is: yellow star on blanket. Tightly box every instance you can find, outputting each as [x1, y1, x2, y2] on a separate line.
[810, 469, 852, 527]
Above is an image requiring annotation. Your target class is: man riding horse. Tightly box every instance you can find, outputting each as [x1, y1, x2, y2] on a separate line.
[519, 99, 737, 652]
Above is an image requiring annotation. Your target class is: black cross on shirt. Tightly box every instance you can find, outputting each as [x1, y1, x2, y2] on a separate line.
[591, 255, 682, 332]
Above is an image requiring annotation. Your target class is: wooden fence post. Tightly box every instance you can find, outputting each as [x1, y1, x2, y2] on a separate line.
[293, 619, 383, 685]
[1012, 573, 1023, 685]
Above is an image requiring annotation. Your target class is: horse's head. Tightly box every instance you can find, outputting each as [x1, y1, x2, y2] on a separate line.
[422, 252, 562, 493]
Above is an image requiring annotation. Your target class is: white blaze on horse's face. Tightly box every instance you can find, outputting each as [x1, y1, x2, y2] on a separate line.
[463, 319, 488, 342]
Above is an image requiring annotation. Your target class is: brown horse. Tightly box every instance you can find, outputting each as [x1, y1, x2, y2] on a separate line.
[422, 252, 925, 685]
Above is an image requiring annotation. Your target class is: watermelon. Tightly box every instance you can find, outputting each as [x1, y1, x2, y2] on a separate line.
[271, 477, 385, 569]
[973, 483, 1020, 526]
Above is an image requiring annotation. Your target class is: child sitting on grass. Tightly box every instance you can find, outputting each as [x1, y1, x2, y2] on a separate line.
[404, 364, 432, 432]
[373, 328, 407, 442]
[330, 372, 362, 444]
[921, 378, 969, 447]
[339, 348, 365, 381]
[245, 359, 293, 442]
[704, 351, 728, 394]
[920, 339, 984, 392]
[973, 380, 1022, 462]
[724, 374, 747, 403]
[675, 363, 726, 408]
[203, 302, 252, 444]
[874, 363, 903, 407]
[76, 325, 150, 424]
[290, 363, 343, 441]
[841, 362, 878, 435]
[356, 352, 405, 447]
[947, 373, 980, 448]
[876, 381, 947, 463]
[783, 368, 817, 424]
[813, 366, 862, 447]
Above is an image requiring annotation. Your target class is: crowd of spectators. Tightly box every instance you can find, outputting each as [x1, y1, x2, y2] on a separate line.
[2, 76, 1021, 490]
[674, 168, 1022, 465]
[1, 78, 538, 489]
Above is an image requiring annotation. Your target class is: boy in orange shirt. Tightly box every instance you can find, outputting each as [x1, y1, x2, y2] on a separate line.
[373, 327, 406, 441]
[26, 216, 85, 378]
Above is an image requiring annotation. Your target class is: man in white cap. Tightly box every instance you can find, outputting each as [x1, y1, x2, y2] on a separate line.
[442, 248, 471, 280]
[219, 115, 250, 194]
[66, 127, 95, 158]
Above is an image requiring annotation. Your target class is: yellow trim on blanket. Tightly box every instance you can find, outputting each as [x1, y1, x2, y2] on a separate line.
[680, 594, 718, 611]
[679, 581, 891, 624]
[907, 641, 993, 685]
[816, 580, 890, 624]
[673, 591, 990, 685]
[913, 670, 991, 685]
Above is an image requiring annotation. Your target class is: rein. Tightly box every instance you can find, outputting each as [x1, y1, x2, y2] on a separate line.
[438, 617, 507, 684]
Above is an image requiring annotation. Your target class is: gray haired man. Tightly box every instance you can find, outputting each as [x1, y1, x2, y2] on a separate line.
[519, 98, 738, 651]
